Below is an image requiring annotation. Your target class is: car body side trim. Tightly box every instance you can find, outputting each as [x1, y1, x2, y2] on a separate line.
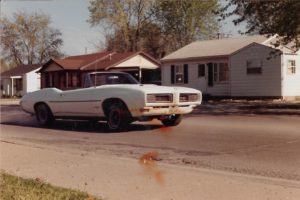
[49, 100, 101, 103]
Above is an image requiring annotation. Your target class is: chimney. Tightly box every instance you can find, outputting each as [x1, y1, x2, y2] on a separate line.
[109, 53, 112, 60]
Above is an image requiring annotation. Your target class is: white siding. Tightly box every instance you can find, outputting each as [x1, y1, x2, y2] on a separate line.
[282, 53, 300, 97]
[162, 58, 230, 95]
[24, 68, 41, 94]
[115, 55, 159, 69]
[230, 44, 282, 97]
[161, 65, 171, 86]
[162, 64, 205, 91]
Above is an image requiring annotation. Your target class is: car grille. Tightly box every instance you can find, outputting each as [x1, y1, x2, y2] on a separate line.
[179, 93, 199, 102]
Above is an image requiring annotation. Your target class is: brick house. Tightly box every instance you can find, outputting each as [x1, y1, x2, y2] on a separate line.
[39, 51, 161, 90]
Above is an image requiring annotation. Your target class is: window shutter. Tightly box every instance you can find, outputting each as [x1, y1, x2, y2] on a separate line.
[171, 65, 175, 84]
[184, 64, 188, 84]
[207, 63, 214, 87]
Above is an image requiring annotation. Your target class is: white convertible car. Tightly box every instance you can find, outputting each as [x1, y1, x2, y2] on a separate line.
[20, 72, 202, 131]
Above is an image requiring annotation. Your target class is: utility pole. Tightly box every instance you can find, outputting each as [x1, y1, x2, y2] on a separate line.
[0, 0, 2, 74]
[0, 0, 2, 19]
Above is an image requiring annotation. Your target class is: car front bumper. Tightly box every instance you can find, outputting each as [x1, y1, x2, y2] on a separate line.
[136, 105, 196, 116]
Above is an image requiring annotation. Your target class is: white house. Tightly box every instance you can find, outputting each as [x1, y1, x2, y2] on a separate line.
[161, 35, 300, 99]
[1, 64, 42, 97]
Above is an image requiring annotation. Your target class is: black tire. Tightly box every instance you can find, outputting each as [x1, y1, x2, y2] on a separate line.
[35, 103, 54, 126]
[106, 103, 131, 131]
[161, 114, 182, 127]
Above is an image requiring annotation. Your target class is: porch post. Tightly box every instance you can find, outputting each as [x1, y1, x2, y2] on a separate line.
[11, 78, 14, 96]
[139, 67, 142, 83]
[66, 71, 68, 88]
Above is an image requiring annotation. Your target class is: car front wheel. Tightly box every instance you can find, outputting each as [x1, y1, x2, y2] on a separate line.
[35, 103, 54, 126]
[107, 104, 131, 131]
[161, 114, 182, 127]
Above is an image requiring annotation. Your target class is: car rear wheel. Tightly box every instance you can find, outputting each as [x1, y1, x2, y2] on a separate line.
[107, 104, 131, 131]
[161, 114, 182, 127]
[35, 103, 54, 126]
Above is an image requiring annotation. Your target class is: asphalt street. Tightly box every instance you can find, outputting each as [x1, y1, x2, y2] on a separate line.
[1, 104, 300, 182]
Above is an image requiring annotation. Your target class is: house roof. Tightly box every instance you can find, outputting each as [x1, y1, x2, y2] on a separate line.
[161, 35, 268, 62]
[40, 51, 160, 72]
[82, 51, 160, 71]
[1, 64, 42, 78]
[43, 51, 112, 70]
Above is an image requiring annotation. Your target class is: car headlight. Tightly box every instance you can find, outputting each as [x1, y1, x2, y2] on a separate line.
[147, 94, 156, 103]
[180, 93, 199, 102]
[147, 94, 173, 103]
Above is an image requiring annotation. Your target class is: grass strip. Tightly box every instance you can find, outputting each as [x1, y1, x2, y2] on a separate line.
[0, 171, 101, 200]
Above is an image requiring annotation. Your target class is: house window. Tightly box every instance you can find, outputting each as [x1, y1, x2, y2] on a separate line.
[47, 73, 54, 87]
[213, 63, 229, 82]
[59, 72, 67, 89]
[219, 63, 229, 81]
[198, 64, 205, 77]
[171, 64, 188, 84]
[287, 60, 296, 75]
[15, 78, 23, 91]
[213, 63, 218, 82]
[71, 72, 78, 87]
[175, 65, 184, 83]
[247, 59, 262, 74]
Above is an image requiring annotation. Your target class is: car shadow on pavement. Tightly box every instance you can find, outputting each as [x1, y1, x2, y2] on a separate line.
[1, 120, 163, 134]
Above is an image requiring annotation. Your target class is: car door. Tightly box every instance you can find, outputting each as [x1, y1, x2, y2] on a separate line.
[51, 88, 96, 117]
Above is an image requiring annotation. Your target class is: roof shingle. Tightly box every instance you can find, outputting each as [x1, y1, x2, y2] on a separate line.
[161, 35, 268, 61]
[41, 51, 159, 71]
[1, 64, 42, 77]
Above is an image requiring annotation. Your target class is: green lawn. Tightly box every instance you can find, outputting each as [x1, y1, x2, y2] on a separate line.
[0, 171, 101, 200]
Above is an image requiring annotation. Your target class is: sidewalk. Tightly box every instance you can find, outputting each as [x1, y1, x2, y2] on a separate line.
[194, 100, 300, 116]
[1, 141, 300, 200]
[0, 98, 20, 106]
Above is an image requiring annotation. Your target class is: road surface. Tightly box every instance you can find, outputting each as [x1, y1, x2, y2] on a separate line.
[1, 104, 300, 182]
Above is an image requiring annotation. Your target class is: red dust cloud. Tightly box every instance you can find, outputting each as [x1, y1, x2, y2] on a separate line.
[139, 151, 165, 185]
[149, 119, 173, 135]
[159, 126, 172, 134]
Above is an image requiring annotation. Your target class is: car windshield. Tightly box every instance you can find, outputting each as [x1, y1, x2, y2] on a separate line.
[89, 73, 139, 86]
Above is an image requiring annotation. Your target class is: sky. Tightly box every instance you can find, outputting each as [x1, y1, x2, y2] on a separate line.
[1, 0, 245, 56]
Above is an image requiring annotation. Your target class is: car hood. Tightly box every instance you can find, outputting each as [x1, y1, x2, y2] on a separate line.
[101, 84, 201, 94]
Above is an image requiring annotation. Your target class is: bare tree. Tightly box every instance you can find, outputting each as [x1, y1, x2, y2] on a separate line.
[0, 11, 63, 66]
[153, 0, 220, 52]
[88, 0, 154, 52]
[88, 0, 220, 58]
